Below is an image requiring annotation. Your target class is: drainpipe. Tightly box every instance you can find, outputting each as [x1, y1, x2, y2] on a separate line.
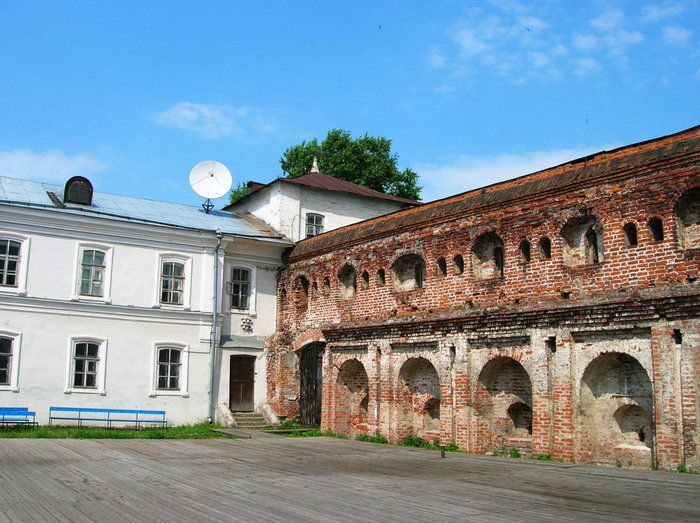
[208, 229, 224, 424]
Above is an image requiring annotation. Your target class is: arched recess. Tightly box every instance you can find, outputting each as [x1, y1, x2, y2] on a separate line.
[397, 357, 441, 441]
[561, 215, 604, 266]
[474, 357, 533, 454]
[299, 343, 325, 426]
[391, 254, 426, 292]
[675, 187, 700, 249]
[333, 359, 369, 436]
[472, 232, 505, 280]
[337, 265, 357, 300]
[580, 352, 653, 468]
[293, 275, 309, 309]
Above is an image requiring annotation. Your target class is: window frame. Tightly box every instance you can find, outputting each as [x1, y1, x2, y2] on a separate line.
[225, 262, 257, 315]
[72, 243, 113, 303]
[154, 253, 192, 310]
[64, 337, 107, 395]
[149, 343, 189, 397]
[305, 213, 325, 238]
[0, 330, 22, 392]
[0, 233, 30, 296]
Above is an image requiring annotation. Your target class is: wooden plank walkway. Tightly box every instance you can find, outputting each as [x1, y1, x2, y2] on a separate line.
[0, 434, 699, 522]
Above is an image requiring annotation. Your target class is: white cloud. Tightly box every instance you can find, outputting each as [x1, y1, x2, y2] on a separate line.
[662, 25, 693, 45]
[151, 102, 276, 140]
[641, 3, 684, 23]
[528, 51, 551, 68]
[453, 28, 491, 57]
[590, 8, 625, 32]
[428, 46, 448, 68]
[573, 34, 599, 52]
[0, 149, 105, 183]
[574, 57, 600, 76]
[415, 146, 611, 202]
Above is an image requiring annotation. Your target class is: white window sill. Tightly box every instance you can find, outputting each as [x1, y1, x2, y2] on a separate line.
[64, 388, 106, 396]
[149, 391, 189, 398]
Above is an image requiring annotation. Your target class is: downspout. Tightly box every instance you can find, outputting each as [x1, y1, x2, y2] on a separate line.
[208, 229, 224, 424]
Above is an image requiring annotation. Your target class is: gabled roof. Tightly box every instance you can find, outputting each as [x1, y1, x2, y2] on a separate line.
[224, 171, 421, 210]
[0, 176, 291, 242]
[289, 125, 700, 261]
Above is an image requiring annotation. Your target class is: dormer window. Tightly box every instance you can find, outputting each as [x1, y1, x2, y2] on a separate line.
[64, 176, 93, 206]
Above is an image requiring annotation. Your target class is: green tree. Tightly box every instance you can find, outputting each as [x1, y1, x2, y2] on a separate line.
[227, 181, 248, 206]
[280, 129, 421, 200]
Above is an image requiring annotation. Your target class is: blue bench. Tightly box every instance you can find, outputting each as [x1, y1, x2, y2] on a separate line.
[49, 407, 167, 429]
[0, 407, 37, 426]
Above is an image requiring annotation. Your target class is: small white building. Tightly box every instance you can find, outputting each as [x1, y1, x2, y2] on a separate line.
[0, 175, 291, 425]
[225, 163, 420, 242]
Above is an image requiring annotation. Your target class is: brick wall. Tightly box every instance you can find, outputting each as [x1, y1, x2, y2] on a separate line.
[268, 126, 700, 470]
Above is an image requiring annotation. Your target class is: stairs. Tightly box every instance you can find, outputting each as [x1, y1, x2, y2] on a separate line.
[232, 412, 268, 430]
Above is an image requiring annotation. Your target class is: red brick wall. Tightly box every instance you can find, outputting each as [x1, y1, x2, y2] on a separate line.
[268, 128, 700, 470]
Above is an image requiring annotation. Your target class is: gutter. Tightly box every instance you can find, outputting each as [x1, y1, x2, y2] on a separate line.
[208, 229, 224, 424]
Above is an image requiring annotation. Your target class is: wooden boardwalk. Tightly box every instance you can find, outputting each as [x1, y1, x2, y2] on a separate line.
[1, 434, 699, 522]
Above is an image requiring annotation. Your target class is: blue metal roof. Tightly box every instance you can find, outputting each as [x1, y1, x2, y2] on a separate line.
[0, 176, 288, 241]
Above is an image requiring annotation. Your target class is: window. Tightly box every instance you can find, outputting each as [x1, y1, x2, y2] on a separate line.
[623, 223, 638, 247]
[648, 217, 664, 242]
[63, 176, 93, 206]
[0, 337, 12, 386]
[160, 261, 185, 305]
[539, 237, 552, 259]
[80, 249, 105, 296]
[0, 239, 20, 287]
[437, 257, 447, 277]
[306, 213, 324, 237]
[227, 267, 252, 310]
[66, 338, 107, 394]
[150, 343, 189, 397]
[157, 347, 182, 390]
[519, 240, 531, 263]
[453, 254, 464, 275]
[0, 331, 21, 391]
[73, 342, 99, 388]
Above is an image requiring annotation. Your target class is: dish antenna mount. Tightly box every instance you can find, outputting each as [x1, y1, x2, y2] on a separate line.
[189, 161, 233, 214]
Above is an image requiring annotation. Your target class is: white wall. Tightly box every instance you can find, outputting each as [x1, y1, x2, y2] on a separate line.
[234, 181, 409, 242]
[0, 204, 287, 425]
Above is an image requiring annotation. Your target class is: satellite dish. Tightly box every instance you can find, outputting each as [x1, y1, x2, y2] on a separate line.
[189, 161, 233, 213]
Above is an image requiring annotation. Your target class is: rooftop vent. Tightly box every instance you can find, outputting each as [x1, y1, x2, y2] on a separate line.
[64, 176, 93, 206]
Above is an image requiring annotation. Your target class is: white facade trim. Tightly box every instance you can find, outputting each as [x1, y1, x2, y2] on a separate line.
[153, 252, 193, 311]
[0, 330, 22, 392]
[0, 232, 30, 297]
[225, 260, 257, 316]
[70, 242, 114, 304]
[64, 336, 108, 396]
[149, 342, 190, 398]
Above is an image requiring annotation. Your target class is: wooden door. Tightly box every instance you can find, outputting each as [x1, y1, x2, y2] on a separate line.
[299, 344, 324, 426]
[229, 356, 255, 412]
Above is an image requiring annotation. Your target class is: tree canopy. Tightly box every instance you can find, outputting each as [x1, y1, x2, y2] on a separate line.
[279, 129, 421, 201]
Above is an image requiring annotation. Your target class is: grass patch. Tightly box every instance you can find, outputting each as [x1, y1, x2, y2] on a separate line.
[0, 422, 238, 440]
[355, 433, 388, 444]
[677, 463, 698, 474]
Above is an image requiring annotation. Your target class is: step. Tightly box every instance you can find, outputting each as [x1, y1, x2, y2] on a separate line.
[232, 413, 268, 430]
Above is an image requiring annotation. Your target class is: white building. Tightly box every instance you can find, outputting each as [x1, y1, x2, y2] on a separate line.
[225, 162, 420, 242]
[0, 175, 291, 425]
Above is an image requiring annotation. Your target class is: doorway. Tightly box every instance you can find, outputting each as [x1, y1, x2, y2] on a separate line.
[299, 343, 324, 426]
[229, 355, 255, 412]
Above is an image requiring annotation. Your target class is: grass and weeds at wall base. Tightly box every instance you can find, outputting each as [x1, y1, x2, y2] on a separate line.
[356, 433, 388, 444]
[0, 423, 238, 439]
[677, 464, 698, 474]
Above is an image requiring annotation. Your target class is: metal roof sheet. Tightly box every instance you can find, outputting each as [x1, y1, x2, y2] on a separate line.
[0, 176, 290, 241]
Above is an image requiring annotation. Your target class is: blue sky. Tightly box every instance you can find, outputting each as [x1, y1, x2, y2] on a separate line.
[1, 1, 698, 206]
